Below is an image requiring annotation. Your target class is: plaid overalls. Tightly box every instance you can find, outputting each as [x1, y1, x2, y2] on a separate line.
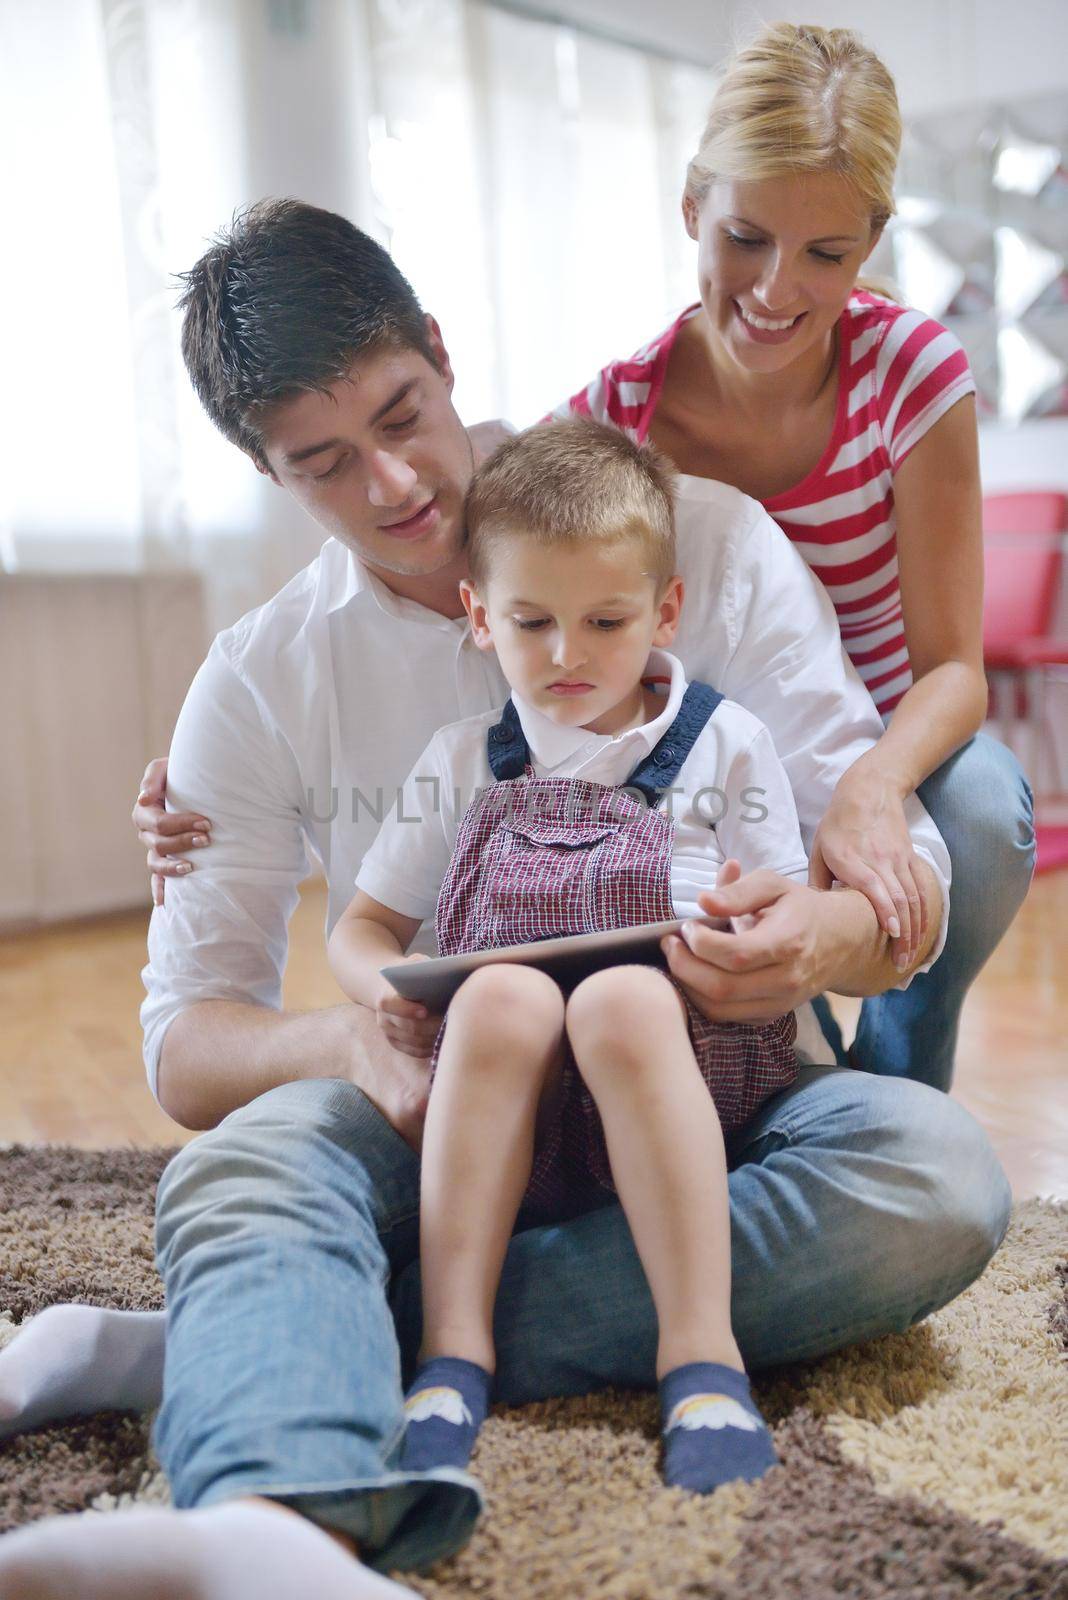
[430, 682, 798, 1213]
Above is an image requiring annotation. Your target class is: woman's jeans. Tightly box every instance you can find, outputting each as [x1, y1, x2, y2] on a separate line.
[154, 1068, 1012, 1572]
[814, 733, 1035, 1090]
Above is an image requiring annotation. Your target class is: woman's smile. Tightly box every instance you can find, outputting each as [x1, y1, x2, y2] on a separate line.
[733, 301, 807, 344]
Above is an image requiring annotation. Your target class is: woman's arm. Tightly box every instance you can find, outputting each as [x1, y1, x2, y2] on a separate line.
[674, 489, 953, 971]
[810, 397, 987, 965]
[134, 757, 211, 905]
[855, 396, 987, 788]
[328, 891, 442, 1058]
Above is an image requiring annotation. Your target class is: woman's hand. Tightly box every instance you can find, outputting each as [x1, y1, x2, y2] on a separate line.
[374, 956, 444, 1058]
[132, 757, 213, 906]
[809, 768, 926, 970]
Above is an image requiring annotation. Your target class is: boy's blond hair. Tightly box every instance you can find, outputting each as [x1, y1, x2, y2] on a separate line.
[464, 418, 677, 590]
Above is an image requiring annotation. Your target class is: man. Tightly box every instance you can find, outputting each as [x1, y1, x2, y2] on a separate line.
[0, 200, 1010, 1600]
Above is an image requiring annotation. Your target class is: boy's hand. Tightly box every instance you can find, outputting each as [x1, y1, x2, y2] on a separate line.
[375, 957, 443, 1058]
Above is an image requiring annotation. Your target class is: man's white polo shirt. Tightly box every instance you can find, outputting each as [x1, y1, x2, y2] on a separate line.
[141, 473, 951, 1102]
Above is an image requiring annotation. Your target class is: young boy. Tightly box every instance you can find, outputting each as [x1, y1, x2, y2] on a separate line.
[328, 418, 810, 1497]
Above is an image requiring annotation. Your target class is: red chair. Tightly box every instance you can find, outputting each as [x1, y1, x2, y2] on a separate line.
[982, 490, 1068, 795]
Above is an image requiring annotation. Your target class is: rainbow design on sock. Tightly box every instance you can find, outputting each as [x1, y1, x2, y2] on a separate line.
[665, 1393, 762, 1434]
[404, 1384, 474, 1426]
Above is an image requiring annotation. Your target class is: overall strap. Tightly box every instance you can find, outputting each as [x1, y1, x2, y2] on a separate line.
[626, 681, 724, 807]
[485, 680, 725, 800]
[486, 697, 529, 780]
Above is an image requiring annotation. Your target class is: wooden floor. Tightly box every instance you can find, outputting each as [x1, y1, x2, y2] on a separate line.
[0, 875, 1065, 1200]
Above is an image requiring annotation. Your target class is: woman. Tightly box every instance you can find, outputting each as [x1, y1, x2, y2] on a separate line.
[551, 22, 1034, 1089]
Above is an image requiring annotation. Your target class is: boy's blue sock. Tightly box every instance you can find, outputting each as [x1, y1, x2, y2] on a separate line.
[399, 1357, 492, 1474]
[660, 1361, 778, 1493]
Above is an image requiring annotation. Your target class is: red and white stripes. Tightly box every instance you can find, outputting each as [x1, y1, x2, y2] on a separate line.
[551, 293, 975, 715]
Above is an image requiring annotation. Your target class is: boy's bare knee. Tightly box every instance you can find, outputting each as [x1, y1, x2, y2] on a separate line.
[450, 963, 565, 1034]
[567, 965, 683, 1057]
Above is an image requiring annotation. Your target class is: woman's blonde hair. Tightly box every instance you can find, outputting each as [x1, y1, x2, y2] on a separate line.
[685, 22, 901, 236]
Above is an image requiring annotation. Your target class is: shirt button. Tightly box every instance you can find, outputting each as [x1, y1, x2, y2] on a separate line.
[660, 746, 675, 764]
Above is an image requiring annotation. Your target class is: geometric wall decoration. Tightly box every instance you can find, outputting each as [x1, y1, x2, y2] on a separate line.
[889, 90, 1068, 421]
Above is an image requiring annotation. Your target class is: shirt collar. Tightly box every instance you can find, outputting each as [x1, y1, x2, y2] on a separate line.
[323, 538, 467, 632]
[321, 538, 366, 615]
[511, 649, 687, 771]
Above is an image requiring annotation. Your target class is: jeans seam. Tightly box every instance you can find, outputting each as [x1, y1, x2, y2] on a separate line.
[726, 1124, 795, 1169]
[379, 1205, 420, 1236]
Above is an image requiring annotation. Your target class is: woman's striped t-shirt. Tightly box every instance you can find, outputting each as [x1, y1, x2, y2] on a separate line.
[552, 292, 976, 714]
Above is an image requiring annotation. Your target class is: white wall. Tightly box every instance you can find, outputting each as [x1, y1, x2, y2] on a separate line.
[513, 0, 1068, 117]
[0, 574, 206, 926]
[980, 421, 1068, 498]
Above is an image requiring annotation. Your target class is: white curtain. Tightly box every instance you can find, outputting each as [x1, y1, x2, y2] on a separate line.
[0, 0, 714, 633]
[364, 1, 712, 428]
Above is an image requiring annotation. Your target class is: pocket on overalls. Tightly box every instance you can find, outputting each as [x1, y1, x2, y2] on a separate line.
[474, 817, 624, 946]
[502, 820, 620, 850]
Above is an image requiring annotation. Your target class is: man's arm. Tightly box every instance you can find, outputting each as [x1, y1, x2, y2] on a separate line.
[661, 858, 943, 1024]
[142, 642, 430, 1140]
[826, 860, 943, 995]
[157, 998, 430, 1142]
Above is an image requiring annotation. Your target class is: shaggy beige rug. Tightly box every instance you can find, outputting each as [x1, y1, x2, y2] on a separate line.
[1, 1146, 1066, 1598]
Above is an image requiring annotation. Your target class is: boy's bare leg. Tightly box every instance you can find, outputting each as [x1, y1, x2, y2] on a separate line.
[400, 964, 565, 1476]
[567, 966, 738, 1376]
[566, 965, 778, 1493]
[418, 964, 566, 1370]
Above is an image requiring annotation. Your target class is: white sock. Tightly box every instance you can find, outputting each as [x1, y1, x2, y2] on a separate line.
[0, 1305, 166, 1437]
[0, 1501, 422, 1600]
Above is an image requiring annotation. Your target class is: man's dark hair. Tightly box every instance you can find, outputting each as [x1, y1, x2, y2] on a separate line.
[176, 198, 436, 468]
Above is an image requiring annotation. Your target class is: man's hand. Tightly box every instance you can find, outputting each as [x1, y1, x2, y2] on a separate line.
[352, 1025, 433, 1153]
[660, 860, 854, 1023]
[132, 757, 213, 906]
[159, 997, 435, 1147]
[374, 956, 444, 1060]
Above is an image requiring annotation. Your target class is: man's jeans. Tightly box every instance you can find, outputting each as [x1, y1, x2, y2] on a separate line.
[154, 1067, 1012, 1572]
[814, 733, 1036, 1090]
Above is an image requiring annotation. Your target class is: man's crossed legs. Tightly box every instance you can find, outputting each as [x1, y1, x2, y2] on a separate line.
[0, 1067, 1011, 1596]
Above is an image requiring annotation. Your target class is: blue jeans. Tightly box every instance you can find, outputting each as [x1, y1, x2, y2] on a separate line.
[814, 733, 1035, 1090]
[154, 1068, 1011, 1572]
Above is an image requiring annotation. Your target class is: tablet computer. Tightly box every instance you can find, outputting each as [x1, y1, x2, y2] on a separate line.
[380, 915, 731, 1012]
